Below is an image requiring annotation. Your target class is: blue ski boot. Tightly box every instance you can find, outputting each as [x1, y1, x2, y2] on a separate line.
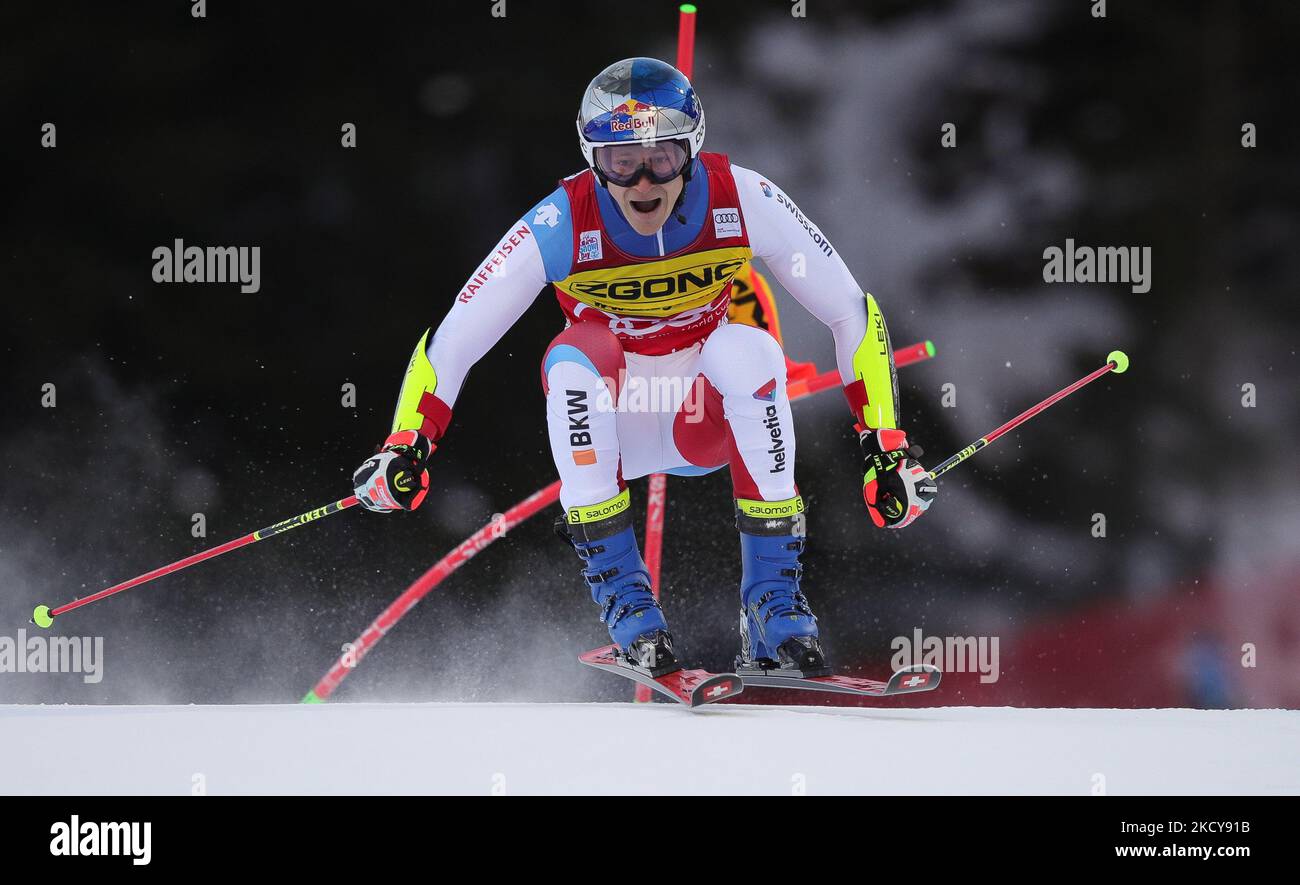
[734, 497, 829, 676]
[555, 490, 677, 675]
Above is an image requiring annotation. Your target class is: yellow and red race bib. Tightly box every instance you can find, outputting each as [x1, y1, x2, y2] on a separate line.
[554, 152, 754, 355]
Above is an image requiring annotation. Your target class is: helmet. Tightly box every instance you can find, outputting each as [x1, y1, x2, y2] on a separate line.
[576, 57, 705, 188]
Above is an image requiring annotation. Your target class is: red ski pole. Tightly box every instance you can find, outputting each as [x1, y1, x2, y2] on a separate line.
[928, 350, 1129, 480]
[30, 496, 359, 628]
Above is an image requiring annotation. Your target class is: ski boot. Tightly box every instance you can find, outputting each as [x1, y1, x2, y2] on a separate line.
[555, 490, 678, 676]
[733, 497, 830, 678]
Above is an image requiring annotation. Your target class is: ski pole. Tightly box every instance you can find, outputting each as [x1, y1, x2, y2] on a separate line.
[928, 350, 1129, 480]
[31, 496, 360, 628]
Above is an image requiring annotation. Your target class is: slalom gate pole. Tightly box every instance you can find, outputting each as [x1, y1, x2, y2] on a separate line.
[303, 341, 936, 702]
[30, 497, 359, 629]
[636, 474, 669, 702]
[676, 4, 697, 79]
[928, 350, 1129, 480]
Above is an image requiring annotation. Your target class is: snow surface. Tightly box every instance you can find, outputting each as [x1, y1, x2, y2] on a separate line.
[2, 703, 1296, 795]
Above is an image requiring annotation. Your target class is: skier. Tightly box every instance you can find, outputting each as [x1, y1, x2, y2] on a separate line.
[351, 58, 937, 677]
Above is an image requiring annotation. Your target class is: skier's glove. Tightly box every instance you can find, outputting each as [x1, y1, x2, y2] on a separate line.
[352, 430, 433, 513]
[860, 428, 937, 529]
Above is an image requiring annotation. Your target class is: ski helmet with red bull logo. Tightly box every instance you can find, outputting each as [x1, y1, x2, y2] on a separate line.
[576, 57, 705, 188]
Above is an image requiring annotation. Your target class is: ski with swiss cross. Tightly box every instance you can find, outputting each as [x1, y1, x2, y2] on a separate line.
[736, 663, 942, 698]
[579, 645, 744, 708]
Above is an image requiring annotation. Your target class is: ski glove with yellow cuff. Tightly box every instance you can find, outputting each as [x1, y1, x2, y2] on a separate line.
[843, 293, 937, 529]
[353, 330, 453, 513]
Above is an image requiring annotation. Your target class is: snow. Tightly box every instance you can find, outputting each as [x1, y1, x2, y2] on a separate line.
[2, 703, 1296, 795]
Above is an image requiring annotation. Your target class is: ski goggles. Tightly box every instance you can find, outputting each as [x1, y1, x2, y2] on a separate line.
[593, 139, 689, 186]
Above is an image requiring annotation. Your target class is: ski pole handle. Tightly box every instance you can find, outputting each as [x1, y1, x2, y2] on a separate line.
[929, 350, 1128, 481]
[32, 496, 359, 627]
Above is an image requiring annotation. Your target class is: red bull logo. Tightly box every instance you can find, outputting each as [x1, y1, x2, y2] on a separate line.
[610, 99, 657, 134]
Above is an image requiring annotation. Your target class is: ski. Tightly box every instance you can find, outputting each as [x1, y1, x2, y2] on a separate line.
[736, 663, 942, 698]
[579, 645, 744, 708]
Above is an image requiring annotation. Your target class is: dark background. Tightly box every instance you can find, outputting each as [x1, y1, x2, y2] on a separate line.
[2, 0, 1296, 706]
